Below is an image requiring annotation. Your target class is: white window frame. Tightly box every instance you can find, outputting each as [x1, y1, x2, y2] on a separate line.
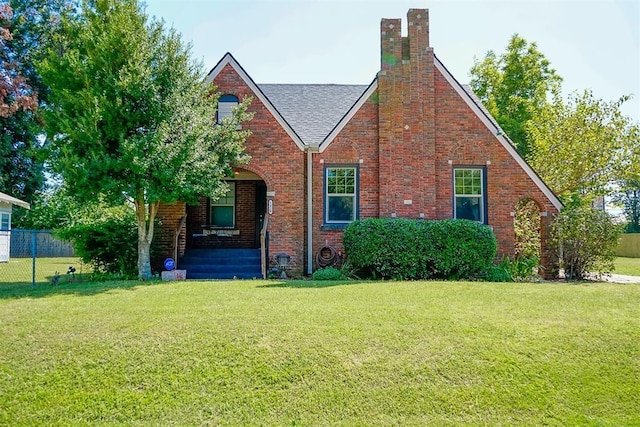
[453, 168, 486, 223]
[0, 212, 10, 231]
[210, 182, 236, 228]
[217, 94, 239, 124]
[324, 166, 358, 224]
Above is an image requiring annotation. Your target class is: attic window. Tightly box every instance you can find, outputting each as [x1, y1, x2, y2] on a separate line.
[217, 94, 239, 124]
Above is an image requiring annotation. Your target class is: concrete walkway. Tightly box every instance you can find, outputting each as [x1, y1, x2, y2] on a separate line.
[590, 273, 640, 284]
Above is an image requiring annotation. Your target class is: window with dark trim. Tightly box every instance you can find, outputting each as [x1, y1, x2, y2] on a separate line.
[217, 94, 239, 124]
[210, 182, 235, 228]
[324, 166, 358, 224]
[453, 167, 487, 223]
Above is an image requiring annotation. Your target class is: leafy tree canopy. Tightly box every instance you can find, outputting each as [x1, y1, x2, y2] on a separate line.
[0, 2, 37, 117]
[470, 34, 562, 157]
[0, 0, 76, 211]
[38, 0, 252, 279]
[526, 90, 638, 203]
[613, 178, 640, 233]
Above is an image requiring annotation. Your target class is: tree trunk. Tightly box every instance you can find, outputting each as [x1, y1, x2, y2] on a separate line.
[138, 237, 152, 280]
[134, 193, 159, 280]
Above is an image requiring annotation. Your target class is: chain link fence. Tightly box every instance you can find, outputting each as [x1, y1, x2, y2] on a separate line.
[0, 229, 87, 285]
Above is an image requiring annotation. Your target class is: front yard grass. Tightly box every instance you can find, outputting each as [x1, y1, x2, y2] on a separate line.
[614, 256, 640, 276]
[1, 279, 638, 425]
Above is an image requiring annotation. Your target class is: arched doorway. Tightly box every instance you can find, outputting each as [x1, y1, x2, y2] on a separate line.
[185, 169, 267, 250]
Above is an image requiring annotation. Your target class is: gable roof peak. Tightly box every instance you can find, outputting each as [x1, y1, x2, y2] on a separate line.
[206, 53, 375, 149]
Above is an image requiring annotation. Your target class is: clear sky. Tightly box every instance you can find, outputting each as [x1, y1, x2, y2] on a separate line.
[143, 0, 639, 122]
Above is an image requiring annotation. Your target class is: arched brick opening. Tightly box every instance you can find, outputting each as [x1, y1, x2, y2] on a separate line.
[513, 198, 542, 278]
[514, 198, 542, 260]
[184, 168, 268, 250]
[514, 197, 558, 279]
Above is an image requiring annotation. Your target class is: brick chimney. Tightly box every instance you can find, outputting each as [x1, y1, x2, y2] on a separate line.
[378, 9, 436, 219]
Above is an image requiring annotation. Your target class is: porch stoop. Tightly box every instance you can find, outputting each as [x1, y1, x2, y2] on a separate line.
[179, 248, 262, 280]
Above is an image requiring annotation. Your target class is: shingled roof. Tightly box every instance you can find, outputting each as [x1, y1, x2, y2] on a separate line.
[207, 54, 513, 151]
[259, 84, 369, 146]
[257, 82, 504, 148]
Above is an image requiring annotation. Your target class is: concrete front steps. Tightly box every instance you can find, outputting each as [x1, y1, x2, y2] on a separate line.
[179, 248, 262, 280]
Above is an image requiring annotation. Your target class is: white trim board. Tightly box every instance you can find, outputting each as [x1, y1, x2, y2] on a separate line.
[0, 192, 30, 209]
[319, 78, 378, 153]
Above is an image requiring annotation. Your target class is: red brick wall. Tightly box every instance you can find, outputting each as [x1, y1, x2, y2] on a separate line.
[235, 180, 257, 247]
[378, 10, 437, 220]
[433, 66, 559, 272]
[155, 202, 186, 272]
[213, 64, 306, 275]
[312, 93, 379, 266]
[155, 64, 307, 276]
[314, 9, 559, 276]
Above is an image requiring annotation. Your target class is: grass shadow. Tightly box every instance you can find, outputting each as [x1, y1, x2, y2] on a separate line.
[0, 278, 164, 300]
[258, 279, 374, 289]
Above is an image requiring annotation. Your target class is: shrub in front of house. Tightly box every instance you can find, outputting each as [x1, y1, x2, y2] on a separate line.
[552, 203, 621, 280]
[312, 266, 345, 281]
[56, 205, 139, 277]
[484, 256, 541, 282]
[343, 218, 497, 280]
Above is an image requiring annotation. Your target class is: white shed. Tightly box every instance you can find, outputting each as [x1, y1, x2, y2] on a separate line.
[0, 192, 30, 262]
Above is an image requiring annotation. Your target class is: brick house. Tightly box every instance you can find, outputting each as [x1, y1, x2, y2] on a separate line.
[155, 9, 561, 279]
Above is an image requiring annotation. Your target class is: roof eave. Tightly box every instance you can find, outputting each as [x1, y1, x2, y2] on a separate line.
[318, 77, 379, 153]
[0, 192, 30, 209]
[434, 55, 563, 211]
[206, 53, 307, 151]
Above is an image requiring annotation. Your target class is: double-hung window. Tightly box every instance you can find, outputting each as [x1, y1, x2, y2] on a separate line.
[0, 213, 9, 231]
[210, 182, 235, 228]
[325, 166, 358, 224]
[453, 168, 486, 223]
[217, 94, 239, 124]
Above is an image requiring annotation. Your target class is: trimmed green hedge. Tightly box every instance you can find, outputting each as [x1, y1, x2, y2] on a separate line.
[343, 218, 497, 280]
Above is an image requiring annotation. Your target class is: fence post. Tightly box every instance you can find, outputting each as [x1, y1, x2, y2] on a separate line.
[31, 231, 36, 286]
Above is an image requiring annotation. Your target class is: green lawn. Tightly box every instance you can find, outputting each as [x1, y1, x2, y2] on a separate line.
[0, 257, 90, 284]
[1, 279, 638, 425]
[614, 257, 640, 276]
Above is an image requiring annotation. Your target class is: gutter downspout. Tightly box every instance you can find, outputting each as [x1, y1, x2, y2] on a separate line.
[306, 145, 319, 275]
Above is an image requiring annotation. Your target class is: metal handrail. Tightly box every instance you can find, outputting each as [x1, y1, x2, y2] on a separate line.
[174, 215, 187, 268]
[260, 213, 269, 279]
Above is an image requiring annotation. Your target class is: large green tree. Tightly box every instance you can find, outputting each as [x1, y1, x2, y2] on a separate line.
[614, 178, 640, 233]
[469, 34, 562, 157]
[38, 0, 251, 279]
[525, 90, 638, 202]
[0, 0, 76, 216]
[0, 1, 39, 202]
